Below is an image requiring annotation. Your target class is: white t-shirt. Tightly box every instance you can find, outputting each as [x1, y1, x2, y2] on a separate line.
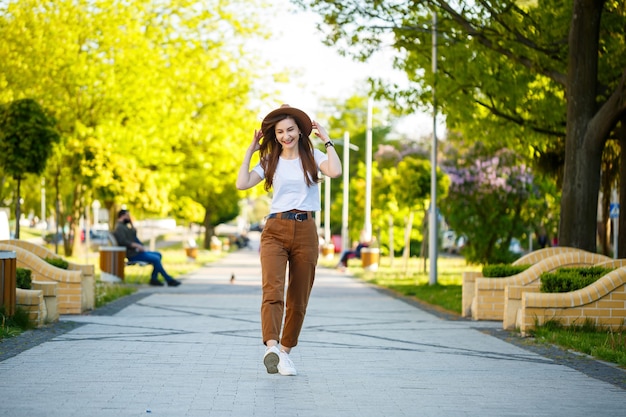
[253, 149, 328, 213]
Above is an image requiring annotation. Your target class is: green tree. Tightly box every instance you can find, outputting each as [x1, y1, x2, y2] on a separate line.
[297, 0, 626, 253]
[321, 94, 393, 241]
[0, 0, 267, 254]
[0, 99, 59, 238]
[441, 144, 543, 264]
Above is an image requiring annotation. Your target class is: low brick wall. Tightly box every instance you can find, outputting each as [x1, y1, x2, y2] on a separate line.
[462, 247, 582, 320]
[0, 240, 95, 312]
[461, 271, 481, 318]
[31, 280, 59, 323]
[16, 288, 45, 327]
[0, 244, 87, 315]
[520, 268, 626, 336]
[502, 259, 626, 330]
[472, 250, 610, 321]
[511, 246, 580, 266]
[503, 285, 541, 330]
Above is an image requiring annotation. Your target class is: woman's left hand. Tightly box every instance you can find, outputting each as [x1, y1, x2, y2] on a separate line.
[312, 120, 330, 144]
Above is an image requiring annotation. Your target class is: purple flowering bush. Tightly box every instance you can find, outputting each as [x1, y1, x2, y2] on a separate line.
[441, 148, 538, 264]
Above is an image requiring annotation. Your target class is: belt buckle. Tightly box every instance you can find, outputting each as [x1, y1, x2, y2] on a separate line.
[294, 212, 306, 222]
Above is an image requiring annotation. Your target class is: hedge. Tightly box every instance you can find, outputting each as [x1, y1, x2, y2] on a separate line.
[540, 267, 614, 293]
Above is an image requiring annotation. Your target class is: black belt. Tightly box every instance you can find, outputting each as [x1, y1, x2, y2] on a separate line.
[267, 211, 310, 222]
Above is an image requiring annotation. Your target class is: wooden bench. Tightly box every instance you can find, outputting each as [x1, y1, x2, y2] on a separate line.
[106, 233, 149, 268]
[98, 234, 149, 282]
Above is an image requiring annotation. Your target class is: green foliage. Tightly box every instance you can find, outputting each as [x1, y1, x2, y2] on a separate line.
[0, 0, 268, 255]
[540, 267, 614, 293]
[15, 268, 32, 290]
[0, 99, 60, 179]
[298, 0, 626, 254]
[0, 306, 34, 339]
[482, 264, 531, 277]
[44, 257, 69, 270]
[322, 96, 449, 257]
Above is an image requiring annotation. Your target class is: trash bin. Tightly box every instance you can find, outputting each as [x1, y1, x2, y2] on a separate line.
[210, 236, 222, 252]
[0, 250, 16, 316]
[361, 248, 380, 271]
[322, 243, 335, 259]
[99, 246, 126, 282]
[185, 238, 198, 260]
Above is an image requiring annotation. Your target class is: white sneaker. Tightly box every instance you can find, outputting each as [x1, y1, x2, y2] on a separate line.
[263, 346, 280, 374]
[277, 350, 297, 376]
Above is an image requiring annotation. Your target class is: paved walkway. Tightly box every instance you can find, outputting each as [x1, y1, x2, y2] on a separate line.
[1, 247, 625, 417]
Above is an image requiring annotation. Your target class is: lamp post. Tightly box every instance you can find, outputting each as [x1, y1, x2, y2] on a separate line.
[323, 175, 332, 256]
[338, 132, 359, 253]
[428, 11, 438, 286]
[322, 133, 358, 256]
[341, 131, 351, 254]
[365, 97, 373, 242]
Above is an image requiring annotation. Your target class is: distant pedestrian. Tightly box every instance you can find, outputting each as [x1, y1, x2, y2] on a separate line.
[236, 104, 342, 376]
[112, 209, 181, 287]
[537, 227, 550, 249]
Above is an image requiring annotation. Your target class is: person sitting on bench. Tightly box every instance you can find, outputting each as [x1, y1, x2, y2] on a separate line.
[113, 209, 181, 287]
[336, 230, 370, 269]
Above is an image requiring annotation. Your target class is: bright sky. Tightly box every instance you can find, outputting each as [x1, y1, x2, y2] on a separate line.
[252, 0, 442, 139]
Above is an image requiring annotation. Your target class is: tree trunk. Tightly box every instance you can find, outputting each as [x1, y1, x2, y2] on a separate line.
[65, 182, 84, 257]
[618, 121, 626, 258]
[203, 208, 214, 250]
[559, 2, 604, 251]
[403, 211, 413, 277]
[14, 178, 21, 239]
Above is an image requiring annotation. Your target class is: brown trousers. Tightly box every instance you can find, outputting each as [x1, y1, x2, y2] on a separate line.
[260, 215, 319, 348]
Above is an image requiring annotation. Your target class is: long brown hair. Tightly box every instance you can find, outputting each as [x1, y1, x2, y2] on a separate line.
[259, 115, 320, 192]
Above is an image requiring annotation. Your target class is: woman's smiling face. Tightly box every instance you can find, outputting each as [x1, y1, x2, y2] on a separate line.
[274, 117, 300, 149]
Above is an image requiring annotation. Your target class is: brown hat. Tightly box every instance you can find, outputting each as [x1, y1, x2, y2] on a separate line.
[261, 104, 312, 137]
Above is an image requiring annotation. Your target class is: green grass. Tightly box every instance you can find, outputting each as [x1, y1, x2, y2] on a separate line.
[530, 319, 626, 367]
[320, 254, 477, 315]
[95, 282, 137, 308]
[1, 306, 35, 339]
[16, 227, 45, 241]
[383, 283, 462, 314]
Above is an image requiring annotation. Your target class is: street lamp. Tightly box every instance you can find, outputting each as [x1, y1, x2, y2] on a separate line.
[322, 135, 358, 256]
[338, 132, 359, 253]
[365, 97, 373, 242]
[324, 174, 332, 257]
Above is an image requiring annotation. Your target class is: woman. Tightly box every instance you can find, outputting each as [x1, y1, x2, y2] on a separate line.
[236, 104, 342, 376]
